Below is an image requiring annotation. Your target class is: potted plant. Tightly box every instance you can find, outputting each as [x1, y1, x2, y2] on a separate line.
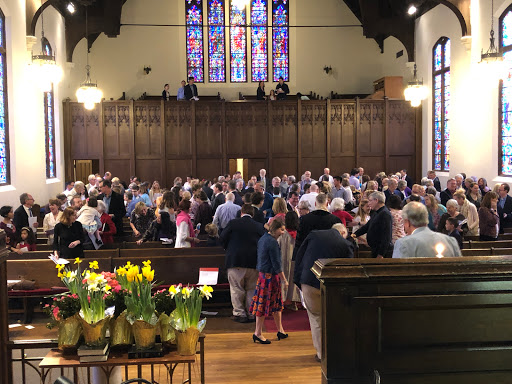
[154, 289, 177, 348]
[43, 293, 82, 352]
[123, 260, 159, 350]
[168, 284, 213, 355]
[104, 271, 133, 349]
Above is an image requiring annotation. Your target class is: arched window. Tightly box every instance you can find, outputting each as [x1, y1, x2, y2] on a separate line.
[208, 0, 225, 82]
[272, 0, 289, 82]
[251, 0, 267, 82]
[0, 9, 9, 185]
[230, 1, 247, 82]
[186, 0, 204, 83]
[500, 6, 512, 175]
[42, 38, 56, 179]
[432, 37, 450, 172]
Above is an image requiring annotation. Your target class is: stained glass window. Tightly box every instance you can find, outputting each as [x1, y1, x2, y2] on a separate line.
[500, 8, 512, 175]
[432, 37, 450, 172]
[208, 0, 225, 82]
[251, 0, 267, 82]
[42, 38, 56, 178]
[230, 1, 247, 82]
[272, 0, 288, 82]
[0, 9, 9, 185]
[186, 0, 204, 83]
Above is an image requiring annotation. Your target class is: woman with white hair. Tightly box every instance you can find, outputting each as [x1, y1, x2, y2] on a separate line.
[67, 181, 87, 205]
[453, 189, 479, 236]
[329, 197, 353, 226]
[437, 199, 465, 235]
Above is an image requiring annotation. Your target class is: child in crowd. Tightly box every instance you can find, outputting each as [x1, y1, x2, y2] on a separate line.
[16, 227, 37, 252]
[205, 223, 220, 246]
[445, 217, 463, 250]
[76, 197, 103, 247]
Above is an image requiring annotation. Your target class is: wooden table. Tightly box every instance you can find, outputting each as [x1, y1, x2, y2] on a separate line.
[39, 336, 205, 384]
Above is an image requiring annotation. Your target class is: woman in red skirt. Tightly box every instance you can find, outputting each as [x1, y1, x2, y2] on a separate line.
[250, 220, 289, 344]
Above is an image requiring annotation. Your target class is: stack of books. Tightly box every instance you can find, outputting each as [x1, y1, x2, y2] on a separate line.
[77, 343, 109, 362]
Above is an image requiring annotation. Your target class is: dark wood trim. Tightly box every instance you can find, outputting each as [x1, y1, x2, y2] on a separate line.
[384, 97, 389, 172]
[297, 99, 302, 175]
[191, 101, 197, 176]
[355, 97, 360, 166]
[160, 100, 167, 184]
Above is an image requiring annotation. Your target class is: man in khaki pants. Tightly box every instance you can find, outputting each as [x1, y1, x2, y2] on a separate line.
[220, 204, 266, 323]
[294, 224, 354, 362]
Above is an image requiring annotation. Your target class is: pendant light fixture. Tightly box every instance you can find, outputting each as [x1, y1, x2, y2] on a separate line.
[404, 63, 428, 107]
[76, 5, 103, 110]
[30, 12, 63, 92]
[480, 0, 507, 79]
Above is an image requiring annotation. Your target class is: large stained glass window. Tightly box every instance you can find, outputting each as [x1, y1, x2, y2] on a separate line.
[500, 7, 512, 175]
[0, 9, 9, 185]
[42, 38, 56, 179]
[208, 0, 225, 82]
[432, 37, 450, 172]
[272, 0, 289, 82]
[230, 1, 247, 82]
[251, 0, 267, 82]
[186, 0, 204, 83]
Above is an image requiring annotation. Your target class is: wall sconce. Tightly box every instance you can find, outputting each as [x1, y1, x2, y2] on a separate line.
[143, 66, 152, 75]
[323, 65, 332, 74]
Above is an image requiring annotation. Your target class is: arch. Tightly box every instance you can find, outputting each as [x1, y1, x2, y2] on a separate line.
[29, 0, 65, 37]
[435, 0, 469, 37]
[499, 2, 512, 51]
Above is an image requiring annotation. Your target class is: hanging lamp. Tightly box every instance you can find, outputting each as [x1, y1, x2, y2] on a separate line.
[480, 0, 507, 79]
[404, 63, 428, 107]
[31, 13, 63, 92]
[76, 5, 103, 110]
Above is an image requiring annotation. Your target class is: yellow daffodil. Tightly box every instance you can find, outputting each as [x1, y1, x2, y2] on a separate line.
[105, 285, 111, 292]
[74, 257, 82, 265]
[125, 261, 132, 268]
[142, 260, 151, 267]
[136, 273, 143, 283]
[58, 270, 65, 279]
[89, 261, 99, 270]
[182, 287, 192, 299]
[141, 266, 155, 282]
[116, 267, 127, 276]
[199, 285, 214, 300]
[169, 285, 177, 298]
[55, 264, 64, 271]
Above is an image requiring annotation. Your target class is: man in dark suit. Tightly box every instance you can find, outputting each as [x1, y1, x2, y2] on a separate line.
[184, 76, 198, 100]
[220, 204, 266, 323]
[256, 169, 271, 192]
[228, 180, 243, 206]
[13, 193, 38, 239]
[440, 178, 457, 206]
[98, 179, 126, 237]
[254, 181, 273, 219]
[353, 191, 393, 258]
[202, 180, 213, 201]
[294, 224, 353, 362]
[400, 169, 414, 189]
[275, 76, 290, 100]
[293, 193, 342, 257]
[428, 170, 442, 192]
[211, 183, 225, 214]
[498, 183, 512, 232]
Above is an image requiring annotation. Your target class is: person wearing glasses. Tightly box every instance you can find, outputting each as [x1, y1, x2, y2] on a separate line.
[13, 193, 38, 239]
[53, 207, 85, 259]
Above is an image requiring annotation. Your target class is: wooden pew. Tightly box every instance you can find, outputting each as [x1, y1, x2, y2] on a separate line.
[465, 233, 512, 241]
[464, 240, 512, 249]
[313, 256, 512, 383]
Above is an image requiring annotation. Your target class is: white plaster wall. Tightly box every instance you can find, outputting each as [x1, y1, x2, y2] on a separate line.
[64, 0, 410, 101]
[416, 0, 512, 190]
[0, 2, 66, 209]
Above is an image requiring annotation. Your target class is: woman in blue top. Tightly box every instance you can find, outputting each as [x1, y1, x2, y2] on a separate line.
[250, 220, 288, 344]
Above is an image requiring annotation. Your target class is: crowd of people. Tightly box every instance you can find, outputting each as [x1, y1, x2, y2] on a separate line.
[2, 166, 510, 362]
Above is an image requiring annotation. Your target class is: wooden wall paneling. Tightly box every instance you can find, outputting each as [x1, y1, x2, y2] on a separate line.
[221, 102, 227, 175]
[248, 158, 268, 179]
[268, 102, 273, 176]
[387, 100, 417, 180]
[191, 102, 197, 176]
[271, 101, 298, 176]
[71, 103, 86, 159]
[415, 106, 423, 182]
[358, 100, 386, 177]
[297, 100, 302, 175]
[98, 102, 104, 174]
[161, 100, 167, 186]
[385, 98, 389, 172]
[225, 102, 267, 158]
[165, 102, 193, 185]
[271, 157, 298, 179]
[63, 101, 73, 183]
[85, 105, 101, 159]
[329, 101, 356, 175]
[195, 102, 223, 157]
[300, 101, 327, 177]
[134, 101, 163, 184]
[355, 98, 360, 167]
[197, 158, 223, 180]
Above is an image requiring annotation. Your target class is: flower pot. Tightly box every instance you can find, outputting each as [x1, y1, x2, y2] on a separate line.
[58, 314, 82, 353]
[110, 311, 134, 348]
[79, 316, 110, 347]
[158, 313, 176, 348]
[132, 320, 157, 350]
[176, 326, 200, 356]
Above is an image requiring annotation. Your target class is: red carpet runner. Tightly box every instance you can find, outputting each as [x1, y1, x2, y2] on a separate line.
[263, 308, 311, 332]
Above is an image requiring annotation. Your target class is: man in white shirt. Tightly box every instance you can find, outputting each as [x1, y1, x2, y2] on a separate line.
[63, 181, 75, 197]
[318, 168, 334, 186]
[299, 184, 319, 212]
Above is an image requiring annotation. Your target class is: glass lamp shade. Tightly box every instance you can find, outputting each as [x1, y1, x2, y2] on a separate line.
[30, 56, 63, 92]
[480, 56, 508, 81]
[76, 83, 103, 110]
[404, 83, 428, 107]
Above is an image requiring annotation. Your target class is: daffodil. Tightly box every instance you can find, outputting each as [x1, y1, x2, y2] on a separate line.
[169, 285, 177, 298]
[136, 273, 143, 283]
[141, 266, 155, 282]
[199, 285, 214, 300]
[125, 261, 132, 268]
[55, 264, 64, 271]
[105, 285, 111, 292]
[89, 261, 99, 270]
[74, 257, 82, 265]
[142, 260, 151, 268]
[116, 267, 127, 276]
[182, 287, 192, 299]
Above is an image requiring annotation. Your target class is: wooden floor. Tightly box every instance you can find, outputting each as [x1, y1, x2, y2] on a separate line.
[10, 313, 321, 384]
